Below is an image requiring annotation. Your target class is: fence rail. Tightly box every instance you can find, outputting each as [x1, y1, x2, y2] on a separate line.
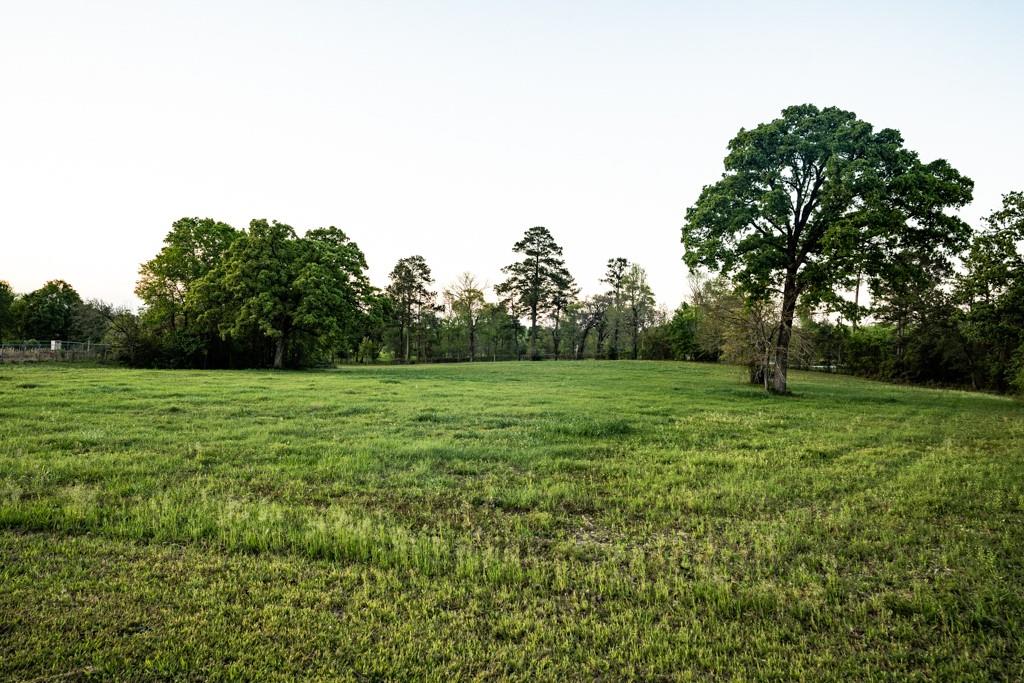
[0, 340, 111, 363]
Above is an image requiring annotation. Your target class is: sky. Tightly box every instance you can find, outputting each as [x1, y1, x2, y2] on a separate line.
[1, 0, 1022, 309]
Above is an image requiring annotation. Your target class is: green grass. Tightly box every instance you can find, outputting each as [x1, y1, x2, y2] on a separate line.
[1, 362, 1022, 681]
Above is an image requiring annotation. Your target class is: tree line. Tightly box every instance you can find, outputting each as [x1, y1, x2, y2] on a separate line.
[1, 103, 1020, 393]
[0, 220, 660, 369]
[0, 279, 115, 345]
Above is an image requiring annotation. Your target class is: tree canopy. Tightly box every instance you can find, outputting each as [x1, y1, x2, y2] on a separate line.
[958, 191, 1024, 390]
[444, 273, 486, 362]
[136, 217, 239, 332]
[14, 280, 82, 341]
[621, 263, 657, 360]
[194, 220, 371, 369]
[495, 226, 574, 360]
[602, 257, 630, 359]
[386, 255, 436, 362]
[0, 281, 14, 341]
[683, 104, 973, 392]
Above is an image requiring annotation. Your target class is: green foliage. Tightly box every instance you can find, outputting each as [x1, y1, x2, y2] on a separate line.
[133, 217, 242, 366]
[495, 227, 574, 359]
[357, 292, 395, 362]
[636, 321, 673, 359]
[101, 308, 148, 366]
[1, 362, 1022, 679]
[594, 258, 658, 361]
[386, 256, 436, 362]
[135, 217, 239, 331]
[843, 325, 896, 377]
[1011, 345, 1024, 394]
[130, 218, 372, 368]
[203, 219, 304, 366]
[602, 257, 630, 359]
[0, 280, 14, 340]
[683, 104, 973, 392]
[547, 271, 578, 360]
[957, 191, 1024, 391]
[12, 187, 1021, 397]
[204, 220, 373, 368]
[621, 263, 657, 359]
[693, 190, 1022, 394]
[71, 299, 115, 343]
[0, 282, 117, 346]
[475, 301, 520, 360]
[663, 303, 703, 360]
[13, 279, 82, 340]
[295, 227, 372, 354]
[444, 273, 486, 361]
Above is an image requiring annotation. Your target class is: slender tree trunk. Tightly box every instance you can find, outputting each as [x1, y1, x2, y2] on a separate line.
[552, 310, 561, 359]
[528, 304, 538, 360]
[512, 319, 522, 360]
[772, 275, 799, 393]
[576, 325, 592, 360]
[610, 295, 621, 359]
[273, 334, 285, 369]
[852, 270, 863, 329]
[626, 313, 634, 360]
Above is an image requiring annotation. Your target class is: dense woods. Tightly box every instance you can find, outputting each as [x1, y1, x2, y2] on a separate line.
[1, 105, 1021, 394]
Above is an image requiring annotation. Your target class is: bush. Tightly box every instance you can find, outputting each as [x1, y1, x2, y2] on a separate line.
[845, 326, 895, 378]
[1010, 344, 1024, 395]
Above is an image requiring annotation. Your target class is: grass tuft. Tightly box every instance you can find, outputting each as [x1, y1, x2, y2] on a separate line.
[554, 416, 634, 438]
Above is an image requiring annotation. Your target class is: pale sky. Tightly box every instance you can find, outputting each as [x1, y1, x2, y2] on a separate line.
[2, 1, 1021, 309]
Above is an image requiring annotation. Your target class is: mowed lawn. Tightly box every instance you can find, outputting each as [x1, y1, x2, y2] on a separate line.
[1, 362, 1022, 681]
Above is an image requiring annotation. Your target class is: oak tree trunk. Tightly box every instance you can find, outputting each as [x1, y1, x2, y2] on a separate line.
[772, 275, 799, 393]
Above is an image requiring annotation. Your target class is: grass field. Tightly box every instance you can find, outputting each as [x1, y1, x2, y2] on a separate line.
[1, 362, 1022, 680]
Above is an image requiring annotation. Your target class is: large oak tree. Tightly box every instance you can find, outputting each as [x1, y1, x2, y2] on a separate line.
[683, 104, 973, 393]
[195, 219, 370, 368]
